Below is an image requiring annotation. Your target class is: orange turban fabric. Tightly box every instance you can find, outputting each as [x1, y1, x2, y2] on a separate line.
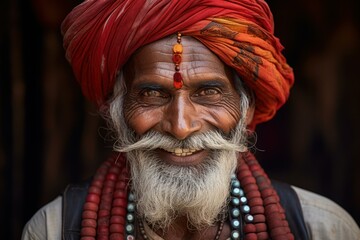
[62, 0, 294, 129]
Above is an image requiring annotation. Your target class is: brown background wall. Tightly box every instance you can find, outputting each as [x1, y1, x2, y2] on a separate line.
[1, 0, 359, 239]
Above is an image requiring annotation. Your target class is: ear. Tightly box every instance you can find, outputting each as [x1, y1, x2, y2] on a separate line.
[245, 104, 255, 126]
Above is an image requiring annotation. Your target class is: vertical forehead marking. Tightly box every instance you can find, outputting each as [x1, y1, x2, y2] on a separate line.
[173, 32, 183, 89]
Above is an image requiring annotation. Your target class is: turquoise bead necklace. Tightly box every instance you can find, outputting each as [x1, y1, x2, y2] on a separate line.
[229, 174, 254, 239]
[125, 174, 253, 240]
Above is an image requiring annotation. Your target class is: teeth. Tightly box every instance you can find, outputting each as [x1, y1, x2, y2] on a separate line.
[162, 148, 200, 156]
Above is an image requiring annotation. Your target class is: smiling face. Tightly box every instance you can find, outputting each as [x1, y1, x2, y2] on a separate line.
[108, 35, 253, 228]
[123, 36, 246, 166]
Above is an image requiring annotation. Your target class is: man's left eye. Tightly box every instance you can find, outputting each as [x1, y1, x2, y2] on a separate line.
[194, 88, 220, 97]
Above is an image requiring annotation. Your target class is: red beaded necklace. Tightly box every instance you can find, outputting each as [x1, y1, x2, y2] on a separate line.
[80, 154, 129, 239]
[80, 152, 294, 240]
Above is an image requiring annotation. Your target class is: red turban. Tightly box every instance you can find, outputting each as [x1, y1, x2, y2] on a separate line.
[62, 0, 294, 129]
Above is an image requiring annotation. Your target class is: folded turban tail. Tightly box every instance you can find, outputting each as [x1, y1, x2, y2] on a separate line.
[61, 0, 294, 130]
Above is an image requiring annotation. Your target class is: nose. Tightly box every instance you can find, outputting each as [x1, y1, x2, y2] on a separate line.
[161, 95, 202, 140]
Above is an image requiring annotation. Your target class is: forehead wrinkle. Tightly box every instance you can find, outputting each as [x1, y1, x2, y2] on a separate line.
[130, 36, 230, 84]
[133, 65, 173, 83]
[182, 52, 220, 63]
[184, 57, 227, 76]
[184, 67, 230, 83]
[133, 50, 172, 66]
[154, 36, 214, 59]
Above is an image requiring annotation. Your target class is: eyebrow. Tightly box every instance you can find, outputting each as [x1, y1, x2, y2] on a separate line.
[192, 79, 226, 89]
[132, 77, 228, 90]
[133, 82, 165, 90]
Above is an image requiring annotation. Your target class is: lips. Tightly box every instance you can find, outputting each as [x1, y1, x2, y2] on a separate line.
[157, 147, 208, 166]
[161, 147, 201, 157]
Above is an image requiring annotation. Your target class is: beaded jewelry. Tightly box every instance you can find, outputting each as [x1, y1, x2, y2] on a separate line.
[125, 192, 137, 240]
[229, 174, 253, 239]
[172, 32, 183, 89]
[125, 192, 136, 239]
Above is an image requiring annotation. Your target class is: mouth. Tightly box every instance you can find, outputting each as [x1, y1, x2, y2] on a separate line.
[161, 147, 201, 157]
[157, 148, 208, 166]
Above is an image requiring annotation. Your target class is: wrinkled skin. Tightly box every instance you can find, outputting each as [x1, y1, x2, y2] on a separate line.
[123, 36, 252, 165]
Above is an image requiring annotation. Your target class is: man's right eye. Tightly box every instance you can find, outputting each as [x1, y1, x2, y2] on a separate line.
[137, 88, 170, 106]
[140, 89, 171, 100]
[141, 89, 163, 97]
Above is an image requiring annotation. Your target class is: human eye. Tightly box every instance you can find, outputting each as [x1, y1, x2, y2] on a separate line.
[141, 89, 165, 97]
[194, 88, 221, 97]
[138, 87, 170, 106]
[192, 87, 222, 104]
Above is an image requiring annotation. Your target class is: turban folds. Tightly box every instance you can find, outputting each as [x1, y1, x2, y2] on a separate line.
[62, 0, 294, 129]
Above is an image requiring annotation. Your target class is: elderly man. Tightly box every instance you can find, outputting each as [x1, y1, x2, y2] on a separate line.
[22, 0, 359, 239]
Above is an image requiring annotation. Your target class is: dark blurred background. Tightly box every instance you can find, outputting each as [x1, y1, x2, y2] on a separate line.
[1, 0, 359, 239]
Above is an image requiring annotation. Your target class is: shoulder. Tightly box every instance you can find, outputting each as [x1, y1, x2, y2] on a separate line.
[21, 196, 63, 240]
[292, 186, 360, 240]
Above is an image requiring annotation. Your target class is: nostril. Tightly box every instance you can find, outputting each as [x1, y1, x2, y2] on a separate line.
[167, 119, 202, 140]
[161, 96, 202, 140]
[191, 121, 201, 129]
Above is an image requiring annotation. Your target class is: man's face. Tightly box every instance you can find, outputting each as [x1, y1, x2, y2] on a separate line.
[123, 36, 242, 167]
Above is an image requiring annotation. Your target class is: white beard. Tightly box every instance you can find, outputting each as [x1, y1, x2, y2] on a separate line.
[115, 128, 247, 230]
[127, 146, 238, 230]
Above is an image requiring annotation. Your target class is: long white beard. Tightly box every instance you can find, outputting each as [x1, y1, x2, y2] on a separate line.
[113, 127, 247, 230]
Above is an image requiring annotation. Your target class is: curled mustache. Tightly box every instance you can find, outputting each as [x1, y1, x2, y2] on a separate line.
[114, 130, 246, 153]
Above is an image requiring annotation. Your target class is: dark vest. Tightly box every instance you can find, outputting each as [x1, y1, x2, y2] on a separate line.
[62, 180, 310, 240]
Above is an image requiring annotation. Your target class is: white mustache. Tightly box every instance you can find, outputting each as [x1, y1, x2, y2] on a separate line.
[115, 130, 245, 153]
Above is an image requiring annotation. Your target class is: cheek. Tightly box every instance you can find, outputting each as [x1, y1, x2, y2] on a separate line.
[206, 94, 241, 133]
[123, 96, 162, 135]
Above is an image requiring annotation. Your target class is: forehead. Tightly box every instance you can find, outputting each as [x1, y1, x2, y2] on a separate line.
[131, 36, 221, 64]
[125, 36, 234, 86]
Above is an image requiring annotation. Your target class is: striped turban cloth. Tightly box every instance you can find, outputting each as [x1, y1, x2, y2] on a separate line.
[61, 0, 294, 130]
